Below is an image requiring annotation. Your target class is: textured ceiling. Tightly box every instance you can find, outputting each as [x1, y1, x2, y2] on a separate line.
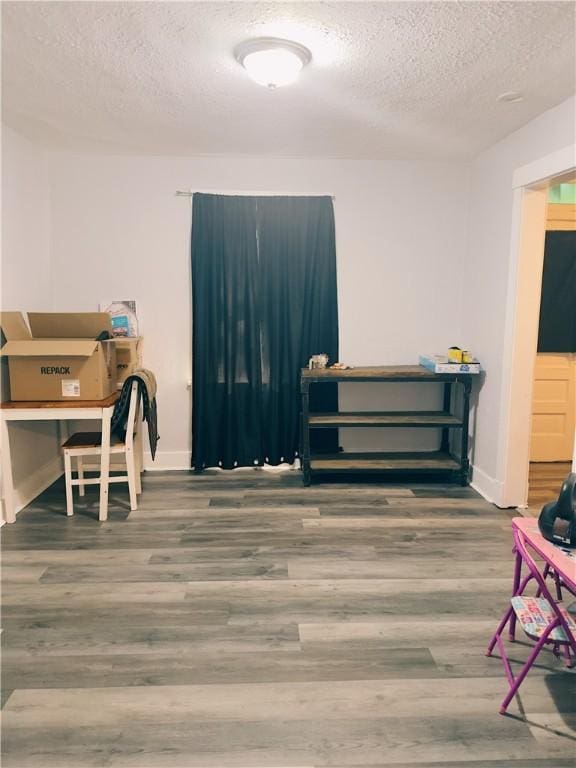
[2, 1, 575, 159]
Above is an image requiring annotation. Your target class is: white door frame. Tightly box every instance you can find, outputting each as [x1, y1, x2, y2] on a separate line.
[498, 145, 575, 508]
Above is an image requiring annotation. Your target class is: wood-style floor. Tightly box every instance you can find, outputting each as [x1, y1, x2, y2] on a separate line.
[528, 462, 572, 511]
[2, 470, 575, 767]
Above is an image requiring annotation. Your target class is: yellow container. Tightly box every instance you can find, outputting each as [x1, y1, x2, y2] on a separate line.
[447, 347, 463, 363]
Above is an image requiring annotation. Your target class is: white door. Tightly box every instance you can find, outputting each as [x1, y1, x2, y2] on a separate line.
[531, 353, 575, 461]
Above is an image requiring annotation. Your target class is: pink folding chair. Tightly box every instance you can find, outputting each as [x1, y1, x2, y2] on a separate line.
[486, 525, 576, 714]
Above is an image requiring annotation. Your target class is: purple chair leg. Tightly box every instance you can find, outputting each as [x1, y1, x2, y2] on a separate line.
[507, 573, 537, 641]
[509, 550, 522, 639]
[562, 643, 574, 668]
[538, 563, 564, 602]
[536, 564, 550, 598]
[486, 606, 514, 656]
[499, 630, 553, 714]
[553, 570, 563, 602]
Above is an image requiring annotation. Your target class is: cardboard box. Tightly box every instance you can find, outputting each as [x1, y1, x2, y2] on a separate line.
[419, 353, 481, 375]
[0, 312, 117, 401]
[114, 337, 143, 387]
[0, 312, 30, 402]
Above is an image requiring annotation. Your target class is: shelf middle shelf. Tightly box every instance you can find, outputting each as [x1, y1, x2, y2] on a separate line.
[308, 411, 463, 428]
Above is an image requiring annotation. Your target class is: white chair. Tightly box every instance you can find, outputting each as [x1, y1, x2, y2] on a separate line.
[62, 381, 141, 515]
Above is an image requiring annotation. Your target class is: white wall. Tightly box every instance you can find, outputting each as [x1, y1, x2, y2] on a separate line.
[47, 155, 470, 468]
[463, 96, 575, 504]
[1, 126, 62, 512]
[2, 126, 52, 311]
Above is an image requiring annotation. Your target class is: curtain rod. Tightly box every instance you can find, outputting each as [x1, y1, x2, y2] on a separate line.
[175, 190, 335, 200]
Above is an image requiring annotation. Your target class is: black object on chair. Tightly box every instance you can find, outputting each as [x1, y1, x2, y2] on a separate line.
[538, 473, 576, 548]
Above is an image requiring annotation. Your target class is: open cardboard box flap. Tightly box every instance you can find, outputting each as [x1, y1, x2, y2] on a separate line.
[0, 312, 32, 342]
[1, 339, 100, 357]
[28, 312, 113, 339]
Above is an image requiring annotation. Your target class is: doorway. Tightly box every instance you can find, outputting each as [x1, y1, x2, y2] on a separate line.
[528, 187, 576, 508]
[498, 152, 575, 511]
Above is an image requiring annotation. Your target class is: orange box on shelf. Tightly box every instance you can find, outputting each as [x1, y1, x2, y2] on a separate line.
[114, 337, 143, 387]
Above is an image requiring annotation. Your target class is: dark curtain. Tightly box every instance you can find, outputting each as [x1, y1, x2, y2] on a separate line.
[257, 196, 339, 459]
[191, 195, 262, 469]
[537, 231, 576, 353]
[191, 193, 338, 470]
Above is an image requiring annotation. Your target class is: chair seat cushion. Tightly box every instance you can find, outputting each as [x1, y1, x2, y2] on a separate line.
[62, 432, 123, 449]
[511, 595, 576, 642]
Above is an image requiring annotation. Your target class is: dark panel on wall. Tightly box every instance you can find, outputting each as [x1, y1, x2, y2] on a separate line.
[537, 231, 576, 353]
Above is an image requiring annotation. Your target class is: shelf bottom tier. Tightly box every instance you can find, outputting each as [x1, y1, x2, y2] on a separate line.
[309, 451, 461, 472]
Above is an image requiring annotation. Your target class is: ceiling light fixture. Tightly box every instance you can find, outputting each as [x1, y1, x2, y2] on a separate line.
[497, 91, 524, 103]
[234, 37, 312, 89]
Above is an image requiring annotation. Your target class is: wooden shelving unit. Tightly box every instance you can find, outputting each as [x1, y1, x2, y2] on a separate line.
[300, 365, 473, 486]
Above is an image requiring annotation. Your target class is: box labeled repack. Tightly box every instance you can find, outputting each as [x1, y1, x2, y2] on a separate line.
[419, 353, 481, 375]
[114, 337, 143, 387]
[0, 312, 117, 401]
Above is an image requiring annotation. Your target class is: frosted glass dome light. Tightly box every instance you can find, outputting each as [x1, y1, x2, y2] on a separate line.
[243, 48, 303, 88]
[235, 38, 312, 89]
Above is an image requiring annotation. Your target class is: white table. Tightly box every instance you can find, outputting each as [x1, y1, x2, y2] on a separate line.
[1, 393, 122, 523]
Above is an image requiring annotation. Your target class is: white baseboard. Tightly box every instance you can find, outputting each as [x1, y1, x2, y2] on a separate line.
[143, 450, 191, 471]
[470, 464, 509, 507]
[11, 455, 63, 517]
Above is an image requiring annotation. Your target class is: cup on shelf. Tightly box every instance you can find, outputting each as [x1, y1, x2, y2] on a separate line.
[309, 354, 329, 369]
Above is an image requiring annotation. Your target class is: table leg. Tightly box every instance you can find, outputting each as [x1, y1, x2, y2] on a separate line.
[511, 546, 522, 594]
[301, 380, 311, 486]
[509, 547, 522, 640]
[77, 456, 85, 496]
[58, 419, 70, 446]
[459, 378, 471, 485]
[99, 407, 112, 522]
[440, 382, 452, 453]
[64, 451, 74, 516]
[1, 418, 16, 524]
[135, 421, 143, 495]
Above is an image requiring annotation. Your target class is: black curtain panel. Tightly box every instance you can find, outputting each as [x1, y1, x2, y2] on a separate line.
[537, 231, 576, 353]
[191, 193, 339, 470]
[191, 194, 263, 469]
[256, 196, 339, 458]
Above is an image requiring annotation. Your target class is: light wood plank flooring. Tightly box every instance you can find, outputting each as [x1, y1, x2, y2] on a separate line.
[528, 462, 572, 516]
[2, 470, 575, 767]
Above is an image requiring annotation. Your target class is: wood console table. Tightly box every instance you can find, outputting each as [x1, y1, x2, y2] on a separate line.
[1, 393, 121, 523]
[300, 365, 473, 486]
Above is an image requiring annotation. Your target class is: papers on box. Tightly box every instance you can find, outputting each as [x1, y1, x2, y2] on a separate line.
[419, 354, 481, 374]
